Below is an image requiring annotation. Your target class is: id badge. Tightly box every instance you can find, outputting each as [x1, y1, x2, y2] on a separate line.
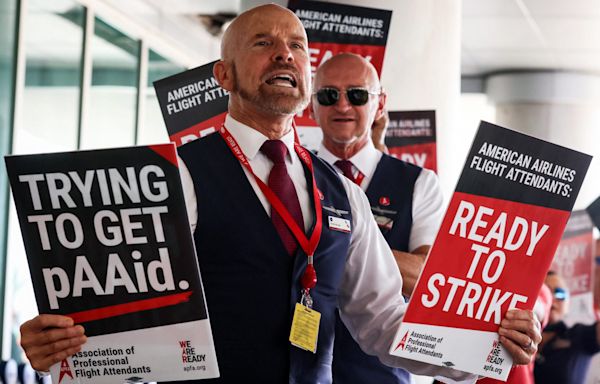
[328, 215, 351, 233]
[289, 303, 321, 353]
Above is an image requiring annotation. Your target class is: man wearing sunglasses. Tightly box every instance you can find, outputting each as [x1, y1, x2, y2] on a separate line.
[535, 271, 600, 384]
[311, 53, 445, 384]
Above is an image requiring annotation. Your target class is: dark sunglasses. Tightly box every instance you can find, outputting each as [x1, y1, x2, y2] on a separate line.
[553, 287, 569, 301]
[313, 87, 380, 106]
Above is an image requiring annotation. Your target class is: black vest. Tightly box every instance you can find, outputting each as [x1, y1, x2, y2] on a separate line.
[176, 133, 353, 384]
[333, 154, 421, 384]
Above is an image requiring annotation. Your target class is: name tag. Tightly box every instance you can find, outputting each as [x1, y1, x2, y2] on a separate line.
[328, 215, 351, 233]
[289, 303, 321, 353]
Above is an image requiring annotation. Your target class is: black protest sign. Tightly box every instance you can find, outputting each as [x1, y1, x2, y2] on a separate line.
[5, 145, 207, 337]
[289, 0, 391, 47]
[385, 110, 437, 172]
[587, 195, 600, 231]
[457, 122, 590, 211]
[154, 61, 228, 146]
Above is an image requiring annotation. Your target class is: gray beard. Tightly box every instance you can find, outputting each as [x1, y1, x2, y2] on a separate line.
[233, 64, 309, 115]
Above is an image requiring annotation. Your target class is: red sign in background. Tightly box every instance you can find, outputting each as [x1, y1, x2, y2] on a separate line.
[550, 210, 596, 322]
[551, 232, 594, 296]
[388, 142, 437, 173]
[405, 192, 569, 333]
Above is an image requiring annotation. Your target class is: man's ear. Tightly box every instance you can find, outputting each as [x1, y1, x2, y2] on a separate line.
[375, 90, 387, 120]
[213, 60, 234, 91]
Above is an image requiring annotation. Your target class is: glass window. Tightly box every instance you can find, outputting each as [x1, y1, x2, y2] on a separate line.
[0, 1, 18, 146]
[80, 17, 139, 149]
[5, 0, 85, 361]
[0, 0, 18, 360]
[13, 1, 84, 153]
[138, 50, 185, 145]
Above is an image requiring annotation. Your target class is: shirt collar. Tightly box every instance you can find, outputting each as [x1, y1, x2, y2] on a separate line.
[316, 144, 339, 167]
[318, 140, 382, 179]
[225, 114, 297, 163]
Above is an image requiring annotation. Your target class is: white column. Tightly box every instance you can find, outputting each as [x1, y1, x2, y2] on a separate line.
[487, 72, 600, 209]
[325, 0, 463, 198]
[374, 0, 462, 198]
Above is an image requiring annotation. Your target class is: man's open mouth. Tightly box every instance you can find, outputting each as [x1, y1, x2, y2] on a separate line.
[266, 73, 297, 88]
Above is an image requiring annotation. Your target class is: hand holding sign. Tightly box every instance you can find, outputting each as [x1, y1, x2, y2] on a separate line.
[498, 309, 542, 365]
[20, 315, 86, 372]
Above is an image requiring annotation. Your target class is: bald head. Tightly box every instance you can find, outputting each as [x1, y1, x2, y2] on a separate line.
[314, 53, 381, 92]
[311, 53, 386, 159]
[221, 4, 305, 61]
[212, 3, 311, 131]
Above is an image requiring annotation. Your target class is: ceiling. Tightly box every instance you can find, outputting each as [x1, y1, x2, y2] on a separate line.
[135, 0, 600, 77]
[23, 0, 600, 77]
[462, 0, 600, 76]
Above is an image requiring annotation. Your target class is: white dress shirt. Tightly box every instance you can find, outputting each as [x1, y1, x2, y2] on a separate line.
[178, 114, 474, 382]
[318, 141, 444, 252]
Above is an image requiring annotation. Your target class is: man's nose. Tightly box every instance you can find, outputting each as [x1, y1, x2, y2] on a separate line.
[334, 91, 352, 112]
[272, 41, 294, 62]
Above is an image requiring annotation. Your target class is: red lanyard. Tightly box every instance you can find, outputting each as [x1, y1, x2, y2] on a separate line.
[219, 125, 322, 293]
[353, 172, 365, 187]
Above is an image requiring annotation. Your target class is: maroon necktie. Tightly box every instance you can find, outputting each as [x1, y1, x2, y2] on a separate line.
[260, 140, 304, 255]
[335, 159, 358, 184]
